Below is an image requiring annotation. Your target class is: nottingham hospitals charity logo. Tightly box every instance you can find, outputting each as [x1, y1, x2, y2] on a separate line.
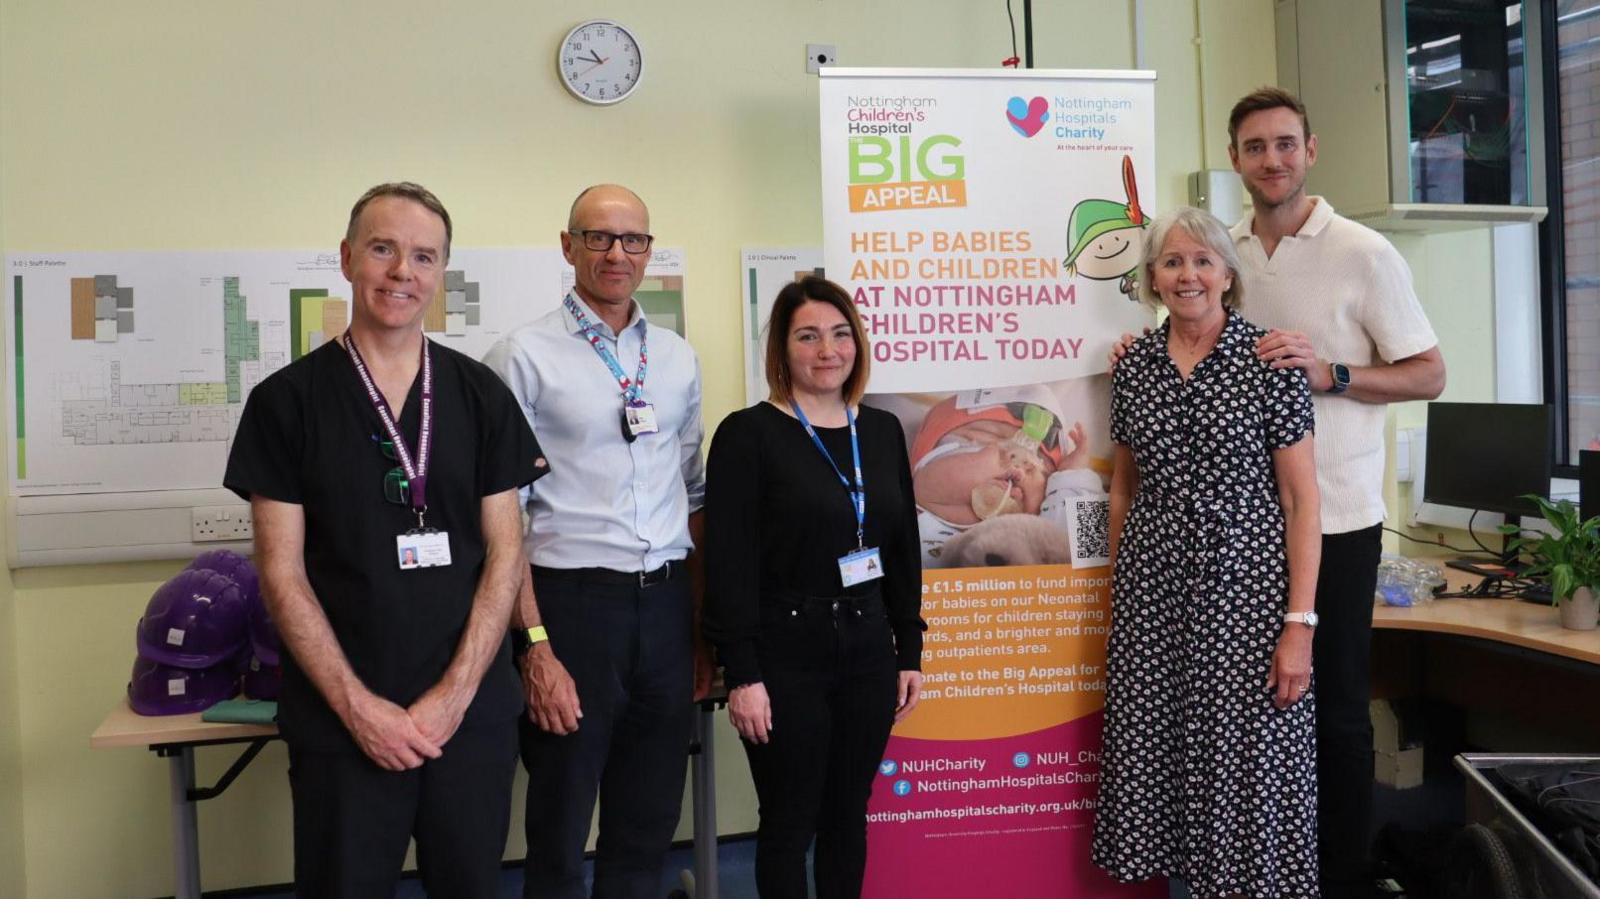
[1005, 96, 1050, 137]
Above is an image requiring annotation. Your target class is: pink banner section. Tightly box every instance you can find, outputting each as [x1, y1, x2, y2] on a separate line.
[862, 711, 1165, 898]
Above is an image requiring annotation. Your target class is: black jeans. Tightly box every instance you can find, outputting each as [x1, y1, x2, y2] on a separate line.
[742, 590, 899, 899]
[287, 719, 517, 899]
[1314, 524, 1384, 898]
[519, 565, 694, 899]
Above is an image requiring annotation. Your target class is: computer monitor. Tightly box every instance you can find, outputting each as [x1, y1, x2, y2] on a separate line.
[1422, 401, 1552, 519]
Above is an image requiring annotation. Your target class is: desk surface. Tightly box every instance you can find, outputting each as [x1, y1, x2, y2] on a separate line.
[1372, 567, 1600, 666]
[90, 698, 276, 750]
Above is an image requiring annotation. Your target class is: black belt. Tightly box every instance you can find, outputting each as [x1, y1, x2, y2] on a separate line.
[533, 560, 681, 589]
[777, 589, 885, 615]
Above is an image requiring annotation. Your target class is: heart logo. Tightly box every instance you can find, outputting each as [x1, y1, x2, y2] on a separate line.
[1006, 96, 1050, 137]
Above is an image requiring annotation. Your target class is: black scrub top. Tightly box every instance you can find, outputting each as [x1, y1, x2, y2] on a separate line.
[224, 339, 546, 751]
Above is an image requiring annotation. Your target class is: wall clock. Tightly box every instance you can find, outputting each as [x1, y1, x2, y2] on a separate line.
[558, 20, 643, 106]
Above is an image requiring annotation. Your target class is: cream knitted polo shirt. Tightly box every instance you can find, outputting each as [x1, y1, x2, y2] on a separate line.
[1230, 198, 1438, 535]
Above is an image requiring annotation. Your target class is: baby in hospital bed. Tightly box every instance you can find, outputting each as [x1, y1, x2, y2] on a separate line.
[909, 385, 1105, 568]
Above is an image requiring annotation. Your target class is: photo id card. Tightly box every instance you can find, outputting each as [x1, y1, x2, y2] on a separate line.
[625, 402, 659, 437]
[397, 531, 452, 570]
[838, 546, 884, 587]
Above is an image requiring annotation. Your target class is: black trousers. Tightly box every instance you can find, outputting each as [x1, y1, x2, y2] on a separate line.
[287, 718, 518, 899]
[520, 565, 694, 899]
[1314, 524, 1384, 898]
[742, 591, 899, 899]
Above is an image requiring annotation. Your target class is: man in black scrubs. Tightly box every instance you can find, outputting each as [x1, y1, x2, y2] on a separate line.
[225, 182, 546, 897]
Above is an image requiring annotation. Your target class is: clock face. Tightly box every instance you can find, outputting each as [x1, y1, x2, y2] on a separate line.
[558, 20, 642, 105]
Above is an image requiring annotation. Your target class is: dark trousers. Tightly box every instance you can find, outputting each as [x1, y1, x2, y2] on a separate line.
[742, 591, 899, 899]
[520, 565, 694, 899]
[1314, 524, 1384, 898]
[287, 719, 518, 899]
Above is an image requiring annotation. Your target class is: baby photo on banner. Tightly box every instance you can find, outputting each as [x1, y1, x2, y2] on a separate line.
[818, 67, 1162, 899]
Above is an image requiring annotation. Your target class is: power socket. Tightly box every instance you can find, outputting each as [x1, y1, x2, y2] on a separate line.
[192, 505, 253, 543]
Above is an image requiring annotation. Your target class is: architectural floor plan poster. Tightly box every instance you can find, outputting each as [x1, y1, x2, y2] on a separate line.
[6, 247, 685, 495]
[739, 247, 825, 404]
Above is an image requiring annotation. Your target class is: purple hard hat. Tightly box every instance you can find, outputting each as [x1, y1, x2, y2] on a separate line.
[187, 550, 280, 666]
[187, 550, 259, 605]
[135, 568, 248, 668]
[127, 656, 239, 716]
[245, 594, 281, 667]
[242, 656, 281, 701]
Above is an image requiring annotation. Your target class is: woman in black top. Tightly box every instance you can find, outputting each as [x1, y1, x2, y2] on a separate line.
[704, 276, 925, 899]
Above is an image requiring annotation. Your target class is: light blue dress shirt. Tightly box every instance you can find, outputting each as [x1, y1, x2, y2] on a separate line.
[482, 292, 706, 572]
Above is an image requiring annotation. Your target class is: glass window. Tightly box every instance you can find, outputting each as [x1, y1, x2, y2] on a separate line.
[1554, 1, 1600, 463]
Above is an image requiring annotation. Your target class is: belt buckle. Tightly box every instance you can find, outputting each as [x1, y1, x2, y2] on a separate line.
[639, 561, 668, 588]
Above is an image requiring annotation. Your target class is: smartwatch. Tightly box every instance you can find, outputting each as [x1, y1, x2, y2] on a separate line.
[1327, 362, 1351, 395]
[1284, 611, 1320, 628]
[511, 625, 550, 655]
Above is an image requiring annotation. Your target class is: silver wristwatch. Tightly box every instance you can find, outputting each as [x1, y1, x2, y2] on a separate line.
[1284, 611, 1320, 628]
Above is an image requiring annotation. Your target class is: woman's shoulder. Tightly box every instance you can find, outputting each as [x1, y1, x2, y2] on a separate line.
[1220, 313, 1282, 371]
[1127, 326, 1166, 359]
[718, 402, 776, 432]
[1227, 311, 1271, 344]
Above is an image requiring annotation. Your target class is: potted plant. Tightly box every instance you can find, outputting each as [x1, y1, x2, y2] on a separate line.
[1503, 496, 1600, 631]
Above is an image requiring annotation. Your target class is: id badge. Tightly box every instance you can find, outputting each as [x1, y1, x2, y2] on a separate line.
[397, 531, 452, 570]
[625, 402, 659, 437]
[838, 546, 884, 587]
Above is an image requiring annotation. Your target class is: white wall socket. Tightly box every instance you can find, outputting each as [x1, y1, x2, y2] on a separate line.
[192, 505, 253, 543]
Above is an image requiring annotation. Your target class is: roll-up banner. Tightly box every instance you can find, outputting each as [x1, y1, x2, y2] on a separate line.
[819, 68, 1162, 898]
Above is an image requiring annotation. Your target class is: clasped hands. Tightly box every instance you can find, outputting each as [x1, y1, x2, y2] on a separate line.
[344, 682, 469, 772]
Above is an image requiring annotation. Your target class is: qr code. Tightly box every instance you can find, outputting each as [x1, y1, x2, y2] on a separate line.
[1068, 496, 1110, 569]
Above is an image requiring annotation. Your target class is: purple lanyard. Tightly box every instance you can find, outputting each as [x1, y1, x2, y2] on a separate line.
[343, 331, 433, 527]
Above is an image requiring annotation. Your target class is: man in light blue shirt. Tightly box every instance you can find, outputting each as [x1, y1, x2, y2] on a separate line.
[483, 183, 706, 899]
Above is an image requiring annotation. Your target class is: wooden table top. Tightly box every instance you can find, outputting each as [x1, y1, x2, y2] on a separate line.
[1372, 565, 1600, 667]
[90, 698, 276, 750]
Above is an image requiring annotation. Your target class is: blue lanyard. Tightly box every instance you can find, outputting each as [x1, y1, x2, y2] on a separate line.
[564, 293, 648, 405]
[790, 402, 866, 549]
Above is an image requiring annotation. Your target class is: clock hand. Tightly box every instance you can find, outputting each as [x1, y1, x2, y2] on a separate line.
[586, 49, 604, 65]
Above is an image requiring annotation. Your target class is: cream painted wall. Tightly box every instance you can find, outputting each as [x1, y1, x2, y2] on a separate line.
[1386, 229, 1501, 554]
[0, 570, 23, 899]
[0, 0, 26, 888]
[0, 0, 1278, 895]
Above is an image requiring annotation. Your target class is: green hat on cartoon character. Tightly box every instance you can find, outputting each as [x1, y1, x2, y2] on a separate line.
[1063, 156, 1147, 293]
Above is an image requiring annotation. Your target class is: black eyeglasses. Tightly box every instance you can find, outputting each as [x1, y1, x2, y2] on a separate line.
[569, 230, 654, 255]
[377, 438, 410, 506]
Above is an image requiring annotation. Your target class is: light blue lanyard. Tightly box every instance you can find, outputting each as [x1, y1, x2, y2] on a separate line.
[790, 403, 866, 549]
[564, 294, 648, 405]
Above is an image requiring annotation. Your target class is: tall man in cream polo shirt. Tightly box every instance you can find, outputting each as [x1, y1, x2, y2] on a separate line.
[1230, 87, 1447, 898]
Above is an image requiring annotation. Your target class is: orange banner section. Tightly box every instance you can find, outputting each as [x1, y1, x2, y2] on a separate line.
[848, 179, 968, 213]
[897, 563, 1112, 741]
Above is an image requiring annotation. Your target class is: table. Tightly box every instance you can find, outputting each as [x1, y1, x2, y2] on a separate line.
[89, 700, 276, 899]
[92, 693, 729, 899]
[1370, 565, 1600, 750]
[1373, 592, 1600, 666]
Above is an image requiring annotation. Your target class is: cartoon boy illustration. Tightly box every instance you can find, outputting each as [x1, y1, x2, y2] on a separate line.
[909, 385, 1104, 567]
[1063, 155, 1147, 300]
